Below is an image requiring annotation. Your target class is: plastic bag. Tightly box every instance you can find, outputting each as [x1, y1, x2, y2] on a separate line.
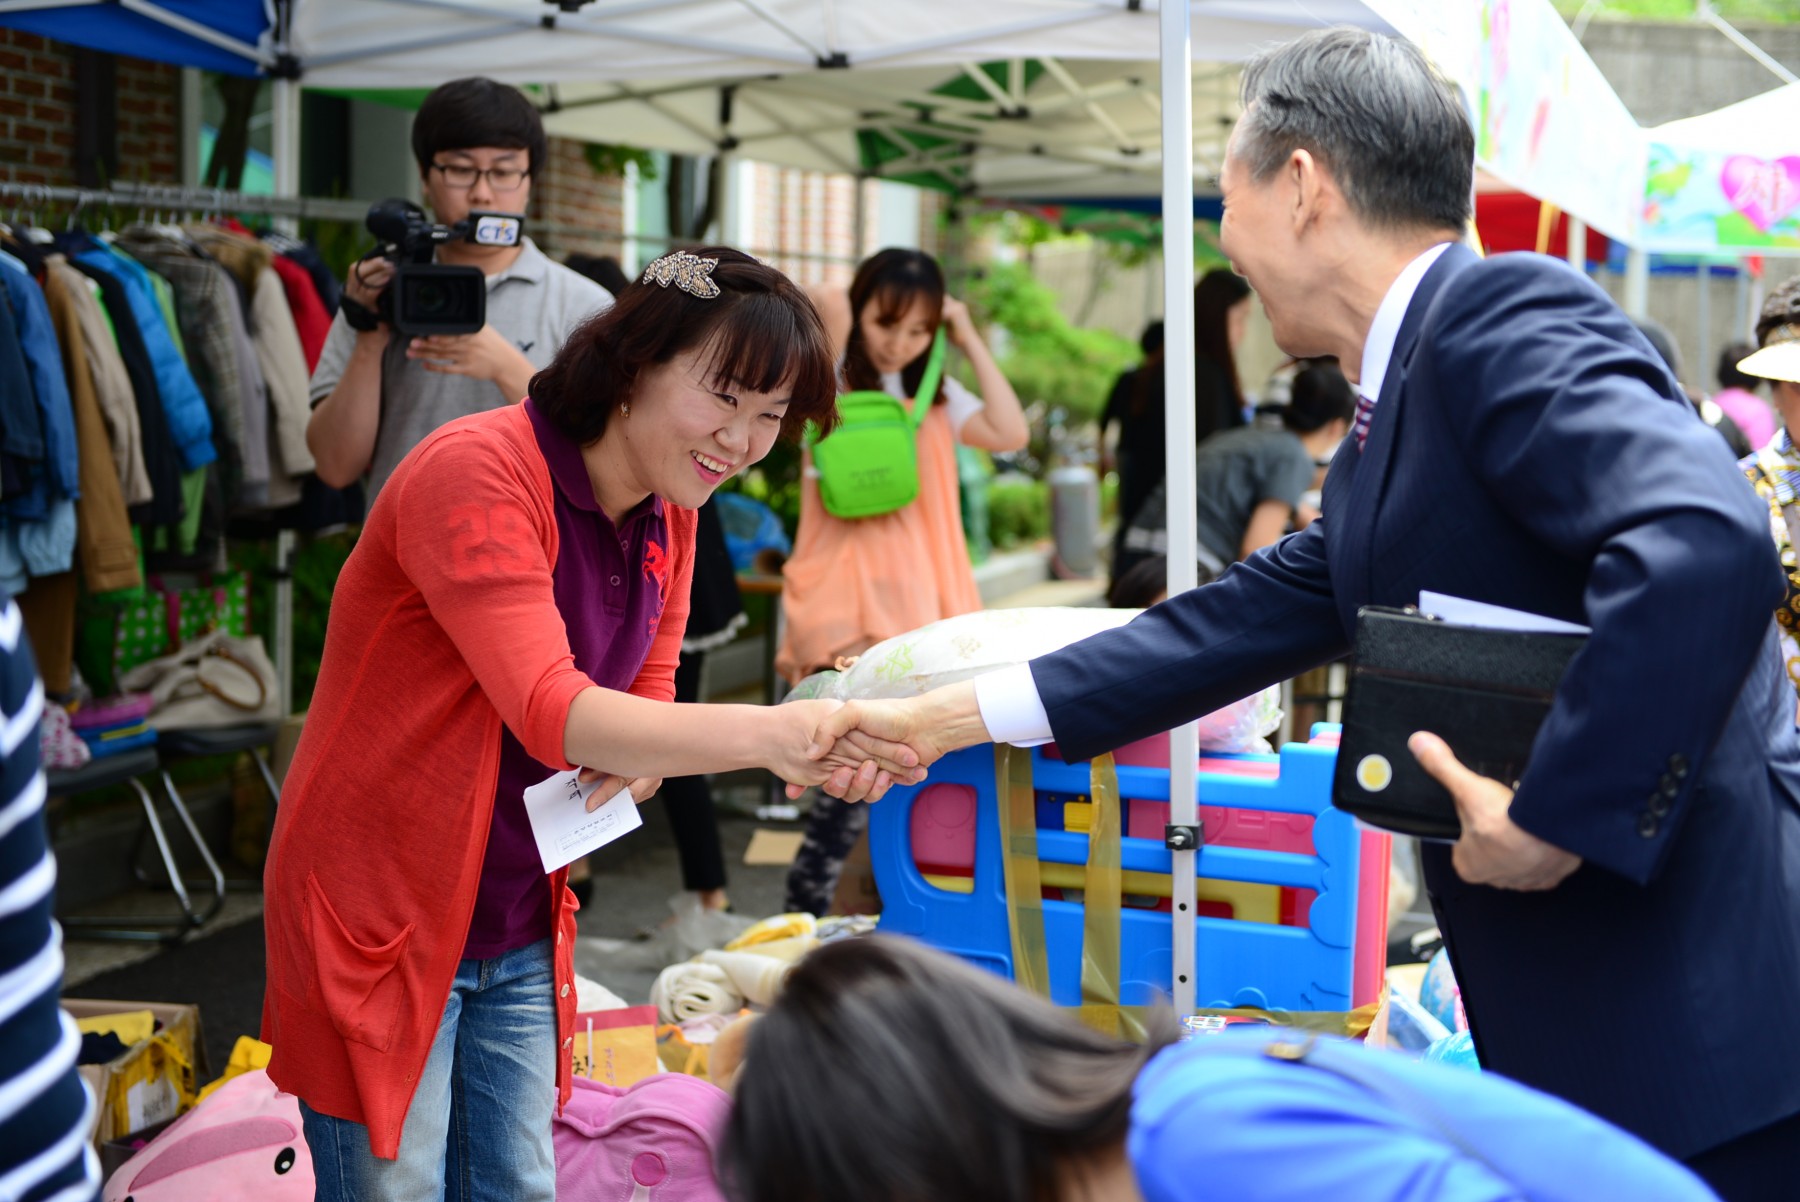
[788, 608, 1281, 753]
[714, 491, 791, 571]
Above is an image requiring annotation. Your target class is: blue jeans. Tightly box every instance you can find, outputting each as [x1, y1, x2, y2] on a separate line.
[301, 938, 557, 1202]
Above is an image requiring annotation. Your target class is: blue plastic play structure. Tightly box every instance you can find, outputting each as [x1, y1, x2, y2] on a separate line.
[866, 740, 1372, 1011]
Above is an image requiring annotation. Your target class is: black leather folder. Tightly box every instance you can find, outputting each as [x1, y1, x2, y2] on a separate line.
[1331, 606, 1586, 840]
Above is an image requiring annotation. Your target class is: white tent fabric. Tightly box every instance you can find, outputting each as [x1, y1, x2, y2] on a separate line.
[1649, 81, 1800, 159]
[538, 58, 1251, 204]
[288, 0, 1389, 89]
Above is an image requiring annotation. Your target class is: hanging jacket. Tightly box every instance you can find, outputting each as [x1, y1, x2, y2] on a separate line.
[0, 252, 80, 511]
[40, 257, 142, 594]
[45, 256, 152, 507]
[61, 236, 216, 474]
[0, 285, 43, 502]
[66, 257, 186, 528]
[114, 228, 254, 504]
[248, 266, 316, 506]
[266, 251, 331, 371]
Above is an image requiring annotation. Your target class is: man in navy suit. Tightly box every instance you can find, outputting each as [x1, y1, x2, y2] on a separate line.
[810, 27, 1800, 1200]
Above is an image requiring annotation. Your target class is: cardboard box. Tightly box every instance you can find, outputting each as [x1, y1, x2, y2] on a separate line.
[63, 999, 207, 1148]
[828, 830, 882, 916]
[570, 1005, 659, 1087]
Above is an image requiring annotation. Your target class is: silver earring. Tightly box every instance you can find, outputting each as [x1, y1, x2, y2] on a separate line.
[621, 404, 630, 416]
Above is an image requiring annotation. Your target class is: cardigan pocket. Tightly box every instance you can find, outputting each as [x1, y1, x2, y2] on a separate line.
[304, 872, 416, 1053]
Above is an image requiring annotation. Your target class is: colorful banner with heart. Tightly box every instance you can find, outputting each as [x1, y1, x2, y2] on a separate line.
[1721, 155, 1800, 234]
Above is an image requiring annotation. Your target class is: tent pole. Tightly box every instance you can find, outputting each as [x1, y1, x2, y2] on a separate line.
[271, 78, 301, 234]
[1160, 0, 1200, 1019]
[270, 0, 301, 720]
[1625, 245, 1650, 319]
[1698, 263, 1711, 396]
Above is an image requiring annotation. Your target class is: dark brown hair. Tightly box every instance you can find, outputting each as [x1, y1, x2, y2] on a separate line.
[530, 247, 838, 446]
[841, 248, 947, 403]
[1128, 269, 1252, 423]
[411, 77, 546, 178]
[719, 936, 1178, 1202]
[1194, 267, 1252, 414]
[1757, 276, 1800, 347]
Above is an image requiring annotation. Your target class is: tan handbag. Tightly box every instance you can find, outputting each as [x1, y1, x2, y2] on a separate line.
[118, 628, 282, 729]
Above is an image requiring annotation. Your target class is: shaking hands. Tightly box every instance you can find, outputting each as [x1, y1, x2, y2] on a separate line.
[783, 682, 992, 803]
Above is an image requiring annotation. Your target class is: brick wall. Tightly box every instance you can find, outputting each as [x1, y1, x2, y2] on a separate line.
[528, 136, 626, 260]
[749, 163, 863, 288]
[0, 29, 180, 186]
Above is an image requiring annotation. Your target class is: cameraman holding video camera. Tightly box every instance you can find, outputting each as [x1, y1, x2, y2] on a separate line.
[307, 77, 612, 497]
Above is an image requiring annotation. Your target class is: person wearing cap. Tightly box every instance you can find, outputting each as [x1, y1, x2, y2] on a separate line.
[1735, 276, 1800, 706]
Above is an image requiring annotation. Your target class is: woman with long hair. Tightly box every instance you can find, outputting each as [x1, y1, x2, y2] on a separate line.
[1102, 268, 1254, 579]
[262, 248, 910, 1201]
[775, 248, 1028, 914]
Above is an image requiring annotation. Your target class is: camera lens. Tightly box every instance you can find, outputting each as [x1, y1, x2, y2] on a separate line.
[412, 281, 452, 316]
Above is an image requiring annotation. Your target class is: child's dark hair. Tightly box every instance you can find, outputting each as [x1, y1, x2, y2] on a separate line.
[565, 253, 631, 297]
[530, 248, 838, 447]
[1282, 358, 1356, 433]
[720, 936, 1178, 1202]
[411, 77, 547, 179]
[1107, 555, 1216, 609]
[841, 249, 947, 403]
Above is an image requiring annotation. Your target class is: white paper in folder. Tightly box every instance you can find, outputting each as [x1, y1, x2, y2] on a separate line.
[1418, 591, 1590, 636]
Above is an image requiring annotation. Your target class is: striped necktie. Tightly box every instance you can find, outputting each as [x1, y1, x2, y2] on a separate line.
[1352, 391, 1376, 452]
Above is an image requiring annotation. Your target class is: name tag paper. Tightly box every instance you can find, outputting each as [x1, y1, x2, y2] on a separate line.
[523, 770, 643, 873]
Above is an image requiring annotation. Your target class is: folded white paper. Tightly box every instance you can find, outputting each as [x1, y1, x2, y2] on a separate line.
[1418, 591, 1590, 637]
[522, 770, 643, 873]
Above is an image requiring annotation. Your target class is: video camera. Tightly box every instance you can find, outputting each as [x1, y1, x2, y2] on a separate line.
[359, 198, 525, 337]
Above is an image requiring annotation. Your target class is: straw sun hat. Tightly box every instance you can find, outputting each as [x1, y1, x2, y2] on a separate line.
[1739, 322, 1800, 385]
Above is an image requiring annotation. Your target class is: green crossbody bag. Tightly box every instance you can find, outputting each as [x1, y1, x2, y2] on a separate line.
[807, 329, 947, 520]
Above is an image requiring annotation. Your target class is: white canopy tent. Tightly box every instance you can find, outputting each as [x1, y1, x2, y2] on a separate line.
[273, 0, 1404, 1014]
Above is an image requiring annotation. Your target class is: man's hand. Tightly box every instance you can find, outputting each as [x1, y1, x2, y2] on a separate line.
[577, 767, 662, 811]
[406, 325, 534, 388]
[1409, 731, 1582, 891]
[770, 700, 922, 805]
[346, 257, 394, 325]
[791, 685, 990, 802]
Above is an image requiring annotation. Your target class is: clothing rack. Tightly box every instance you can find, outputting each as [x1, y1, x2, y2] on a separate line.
[0, 181, 373, 226]
[0, 180, 374, 721]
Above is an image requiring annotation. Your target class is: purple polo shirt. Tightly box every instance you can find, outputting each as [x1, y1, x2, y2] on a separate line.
[463, 399, 671, 959]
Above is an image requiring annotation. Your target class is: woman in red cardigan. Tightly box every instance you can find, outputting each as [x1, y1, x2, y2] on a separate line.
[263, 248, 909, 1201]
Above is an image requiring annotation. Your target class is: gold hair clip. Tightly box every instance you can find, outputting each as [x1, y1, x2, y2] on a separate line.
[643, 251, 721, 299]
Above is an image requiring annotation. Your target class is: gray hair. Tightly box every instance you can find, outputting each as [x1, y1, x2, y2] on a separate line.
[1237, 27, 1473, 233]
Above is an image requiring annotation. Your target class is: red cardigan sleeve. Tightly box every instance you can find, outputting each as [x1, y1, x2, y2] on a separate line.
[391, 428, 593, 772]
[626, 503, 697, 704]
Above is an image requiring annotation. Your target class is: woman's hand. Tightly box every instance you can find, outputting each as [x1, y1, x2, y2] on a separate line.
[768, 700, 923, 803]
[576, 766, 663, 811]
[941, 296, 979, 352]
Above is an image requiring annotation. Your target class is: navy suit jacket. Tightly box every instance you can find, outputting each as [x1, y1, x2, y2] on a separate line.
[1033, 245, 1800, 1158]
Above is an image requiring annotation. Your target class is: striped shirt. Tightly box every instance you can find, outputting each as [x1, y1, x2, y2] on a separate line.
[0, 595, 100, 1202]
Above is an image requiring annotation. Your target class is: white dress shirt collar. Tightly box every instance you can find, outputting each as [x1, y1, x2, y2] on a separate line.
[1357, 241, 1454, 403]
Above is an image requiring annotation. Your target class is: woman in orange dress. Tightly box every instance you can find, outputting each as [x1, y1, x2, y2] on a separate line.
[777, 248, 1028, 914]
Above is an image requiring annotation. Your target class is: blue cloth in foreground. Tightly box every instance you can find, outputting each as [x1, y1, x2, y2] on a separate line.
[1129, 1031, 1719, 1202]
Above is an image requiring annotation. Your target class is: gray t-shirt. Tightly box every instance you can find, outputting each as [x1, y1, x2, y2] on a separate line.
[1125, 425, 1315, 569]
[308, 237, 612, 498]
